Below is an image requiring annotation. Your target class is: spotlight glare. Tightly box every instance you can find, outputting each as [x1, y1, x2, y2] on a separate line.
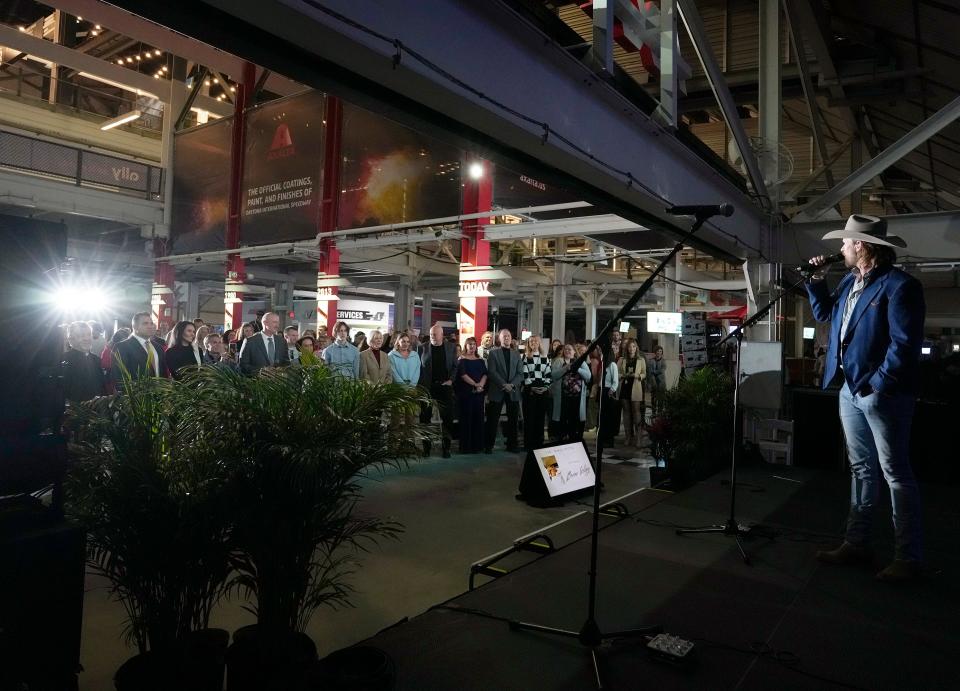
[468, 162, 484, 180]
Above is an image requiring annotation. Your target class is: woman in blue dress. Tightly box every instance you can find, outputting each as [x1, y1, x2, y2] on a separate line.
[455, 336, 488, 454]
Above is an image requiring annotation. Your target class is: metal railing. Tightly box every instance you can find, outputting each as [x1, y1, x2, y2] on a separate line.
[0, 128, 163, 200]
[0, 64, 164, 137]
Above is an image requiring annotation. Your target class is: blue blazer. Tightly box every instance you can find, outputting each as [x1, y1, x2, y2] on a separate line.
[806, 265, 924, 396]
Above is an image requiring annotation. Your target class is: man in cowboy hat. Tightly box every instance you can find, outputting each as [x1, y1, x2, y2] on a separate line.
[806, 214, 925, 583]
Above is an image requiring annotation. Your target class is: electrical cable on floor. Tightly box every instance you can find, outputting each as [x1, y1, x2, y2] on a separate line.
[433, 604, 866, 689]
[687, 637, 871, 691]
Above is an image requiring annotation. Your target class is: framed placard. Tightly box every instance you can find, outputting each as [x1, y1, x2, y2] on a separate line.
[532, 442, 596, 499]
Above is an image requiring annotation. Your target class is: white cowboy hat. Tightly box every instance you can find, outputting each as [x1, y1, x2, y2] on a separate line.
[821, 214, 906, 248]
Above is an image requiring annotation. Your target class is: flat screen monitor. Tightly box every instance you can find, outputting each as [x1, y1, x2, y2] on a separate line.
[619, 321, 631, 333]
[532, 442, 596, 499]
[647, 311, 682, 335]
[803, 327, 815, 340]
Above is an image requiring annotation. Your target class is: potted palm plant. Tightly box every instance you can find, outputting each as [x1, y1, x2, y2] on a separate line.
[651, 366, 733, 488]
[178, 364, 430, 690]
[66, 373, 234, 691]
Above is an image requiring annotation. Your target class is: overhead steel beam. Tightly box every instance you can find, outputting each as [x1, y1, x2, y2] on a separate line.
[175, 66, 207, 130]
[782, 0, 837, 203]
[785, 0, 888, 198]
[796, 95, 960, 220]
[44, 0, 305, 97]
[0, 24, 231, 116]
[105, 0, 767, 263]
[592, 0, 615, 75]
[677, 0, 770, 205]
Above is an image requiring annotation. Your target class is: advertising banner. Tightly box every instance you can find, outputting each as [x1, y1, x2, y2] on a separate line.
[338, 103, 462, 229]
[241, 90, 326, 245]
[170, 118, 233, 253]
[292, 298, 393, 334]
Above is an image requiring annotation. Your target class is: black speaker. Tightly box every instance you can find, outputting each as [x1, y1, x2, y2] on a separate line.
[0, 217, 69, 499]
[0, 519, 85, 691]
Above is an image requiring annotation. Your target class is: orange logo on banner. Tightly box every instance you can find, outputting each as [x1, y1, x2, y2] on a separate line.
[267, 124, 295, 160]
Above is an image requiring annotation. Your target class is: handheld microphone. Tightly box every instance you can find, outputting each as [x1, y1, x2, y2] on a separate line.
[796, 252, 844, 274]
[667, 204, 735, 218]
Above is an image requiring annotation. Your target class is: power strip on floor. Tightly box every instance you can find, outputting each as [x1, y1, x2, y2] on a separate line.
[646, 633, 695, 665]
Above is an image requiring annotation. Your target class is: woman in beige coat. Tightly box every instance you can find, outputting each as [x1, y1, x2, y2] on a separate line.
[359, 330, 393, 384]
[617, 338, 647, 446]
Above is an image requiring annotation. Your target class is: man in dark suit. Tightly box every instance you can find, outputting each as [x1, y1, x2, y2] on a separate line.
[238, 311, 289, 375]
[62, 321, 105, 402]
[485, 328, 523, 453]
[112, 312, 168, 388]
[418, 323, 458, 458]
[806, 214, 925, 583]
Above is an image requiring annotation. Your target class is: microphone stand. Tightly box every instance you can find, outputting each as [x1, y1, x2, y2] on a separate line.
[675, 273, 810, 564]
[508, 209, 719, 690]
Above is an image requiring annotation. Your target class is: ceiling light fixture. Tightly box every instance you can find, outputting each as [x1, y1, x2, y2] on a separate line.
[100, 110, 142, 131]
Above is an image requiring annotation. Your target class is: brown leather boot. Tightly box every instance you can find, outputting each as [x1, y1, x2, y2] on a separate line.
[816, 542, 874, 565]
[875, 560, 922, 583]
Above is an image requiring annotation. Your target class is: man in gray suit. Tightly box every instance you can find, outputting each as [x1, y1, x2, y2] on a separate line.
[485, 328, 523, 453]
[238, 312, 290, 375]
[418, 323, 458, 458]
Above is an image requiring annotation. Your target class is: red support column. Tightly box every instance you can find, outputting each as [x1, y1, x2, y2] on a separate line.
[317, 95, 343, 333]
[223, 61, 256, 331]
[459, 159, 493, 345]
[151, 237, 175, 334]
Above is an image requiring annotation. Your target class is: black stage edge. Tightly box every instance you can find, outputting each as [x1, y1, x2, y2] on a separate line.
[355, 465, 960, 690]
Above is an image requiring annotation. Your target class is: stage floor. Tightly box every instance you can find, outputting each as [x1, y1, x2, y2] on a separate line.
[355, 464, 960, 690]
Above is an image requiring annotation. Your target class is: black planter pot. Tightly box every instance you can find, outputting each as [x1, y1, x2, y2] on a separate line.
[182, 628, 230, 691]
[226, 624, 318, 691]
[306, 646, 396, 691]
[114, 629, 229, 691]
[114, 651, 176, 691]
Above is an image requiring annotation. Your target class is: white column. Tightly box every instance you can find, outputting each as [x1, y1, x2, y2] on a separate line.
[274, 281, 294, 327]
[530, 290, 544, 338]
[421, 293, 432, 332]
[758, 0, 781, 208]
[661, 256, 680, 360]
[551, 263, 567, 343]
[183, 281, 200, 321]
[395, 277, 412, 332]
[583, 290, 598, 340]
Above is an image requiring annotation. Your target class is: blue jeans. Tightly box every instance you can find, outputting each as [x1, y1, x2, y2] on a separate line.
[838, 382, 922, 562]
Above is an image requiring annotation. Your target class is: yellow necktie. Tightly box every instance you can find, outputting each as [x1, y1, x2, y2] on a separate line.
[145, 342, 155, 375]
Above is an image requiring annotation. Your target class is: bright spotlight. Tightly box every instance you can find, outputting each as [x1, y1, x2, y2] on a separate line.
[468, 162, 484, 180]
[47, 283, 112, 318]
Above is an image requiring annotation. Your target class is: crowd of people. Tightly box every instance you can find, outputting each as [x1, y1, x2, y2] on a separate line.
[59, 312, 670, 458]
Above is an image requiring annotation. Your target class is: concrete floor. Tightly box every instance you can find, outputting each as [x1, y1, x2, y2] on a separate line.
[77, 432, 654, 690]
